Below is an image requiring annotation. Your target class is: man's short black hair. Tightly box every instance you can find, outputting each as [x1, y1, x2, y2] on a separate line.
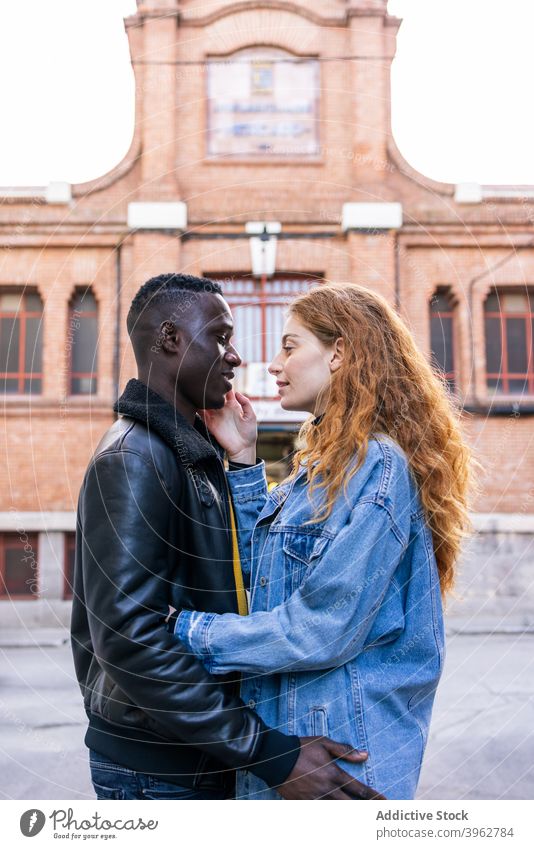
[126, 273, 223, 335]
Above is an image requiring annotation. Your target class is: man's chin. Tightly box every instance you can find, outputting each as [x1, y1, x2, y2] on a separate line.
[203, 395, 226, 410]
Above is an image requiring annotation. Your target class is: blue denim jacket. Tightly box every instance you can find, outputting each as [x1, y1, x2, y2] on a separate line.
[176, 435, 445, 799]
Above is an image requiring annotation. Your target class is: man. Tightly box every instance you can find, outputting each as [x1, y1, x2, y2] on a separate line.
[71, 273, 382, 800]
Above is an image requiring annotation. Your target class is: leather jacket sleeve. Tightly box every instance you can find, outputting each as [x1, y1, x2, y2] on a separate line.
[79, 448, 299, 785]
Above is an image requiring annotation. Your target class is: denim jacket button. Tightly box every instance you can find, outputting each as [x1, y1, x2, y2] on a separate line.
[248, 699, 256, 709]
[259, 576, 268, 587]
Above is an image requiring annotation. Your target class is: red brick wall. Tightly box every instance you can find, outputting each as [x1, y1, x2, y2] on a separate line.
[1, 0, 533, 516]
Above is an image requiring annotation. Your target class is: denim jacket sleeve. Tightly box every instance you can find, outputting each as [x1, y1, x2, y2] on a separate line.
[176, 493, 409, 675]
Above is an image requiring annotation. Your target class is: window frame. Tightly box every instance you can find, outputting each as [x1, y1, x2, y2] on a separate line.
[63, 532, 76, 601]
[484, 289, 534, 395]
[429, 288, 458, 394]
[0, 289, 43, 394]
[0, 531, 39, 600]
[68, 287, 98, 396]
[204, 273, 322, 398]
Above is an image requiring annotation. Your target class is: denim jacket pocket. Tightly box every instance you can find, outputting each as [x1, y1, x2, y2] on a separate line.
[281, 531, 330, 596]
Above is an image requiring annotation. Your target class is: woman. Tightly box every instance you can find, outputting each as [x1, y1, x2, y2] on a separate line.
[173, 282, 472, 799]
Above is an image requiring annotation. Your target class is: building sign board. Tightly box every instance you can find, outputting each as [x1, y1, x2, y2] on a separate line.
[207, 48, 319, 157]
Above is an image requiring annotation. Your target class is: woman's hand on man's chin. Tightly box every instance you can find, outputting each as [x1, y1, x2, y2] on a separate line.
[200, 390, 257, 461]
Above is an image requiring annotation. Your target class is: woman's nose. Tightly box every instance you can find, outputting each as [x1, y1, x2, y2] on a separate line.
[268, 357, 281, 375]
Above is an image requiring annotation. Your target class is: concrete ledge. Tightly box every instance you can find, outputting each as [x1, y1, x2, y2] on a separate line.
[454, 182, 482, 203]
[127, 201, 187, 230]
[0, 512, 76, 531]
[0, 628, 69, 647]
[0, 182, 71, 203]
[0, 600, 72, 628]
[470, 512, 534, 533]
[45, 181, 72, 204]
[1, 511, 528, 533]
[342, 201, 402, 231]
[446, 623, 534, 635]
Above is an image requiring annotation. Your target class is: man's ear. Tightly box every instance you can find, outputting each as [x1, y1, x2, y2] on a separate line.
[158, 320, 180, 354]
[329, 337, 345, 372]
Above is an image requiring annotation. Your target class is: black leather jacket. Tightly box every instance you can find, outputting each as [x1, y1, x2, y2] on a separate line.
[70, 379, 299, 791]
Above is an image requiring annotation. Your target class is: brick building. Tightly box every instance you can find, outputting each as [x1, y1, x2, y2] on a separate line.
[1, 0, 533, 627]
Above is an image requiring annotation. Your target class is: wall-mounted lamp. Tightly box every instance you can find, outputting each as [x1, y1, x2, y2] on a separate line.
[246, 220, 281, 277]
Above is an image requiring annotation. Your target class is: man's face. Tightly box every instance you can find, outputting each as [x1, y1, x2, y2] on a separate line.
[173, 293, 241, 410]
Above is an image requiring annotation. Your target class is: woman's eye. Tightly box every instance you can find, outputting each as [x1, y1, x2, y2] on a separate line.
[282, 346, 293, 353]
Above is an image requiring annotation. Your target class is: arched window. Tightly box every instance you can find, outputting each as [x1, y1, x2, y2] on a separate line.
[429, 288, 456, 393]
[207, 47, 320, 158]
[0, 290, 43, 393]
[485, 289, 534, 394]
[68, 288, 98, 395]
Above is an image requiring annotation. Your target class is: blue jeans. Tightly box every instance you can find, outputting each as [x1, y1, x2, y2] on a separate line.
[89, 750, 233, 800]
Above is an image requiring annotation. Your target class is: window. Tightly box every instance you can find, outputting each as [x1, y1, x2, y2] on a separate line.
[69, 288, 98, 394]
[64, 533, 75, 600]
[205, 274, 320, 397]
[206, 47, 320, 157]
[0, 290, 43, 393]
[0, 532, 39, 599]
[430, 289, 456, 393]
[484, 290, 534, 394]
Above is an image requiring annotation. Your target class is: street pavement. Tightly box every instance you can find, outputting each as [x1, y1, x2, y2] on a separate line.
[0, 628, 533, 800]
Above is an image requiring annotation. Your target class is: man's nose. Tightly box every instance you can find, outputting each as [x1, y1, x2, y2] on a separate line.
[225, 344, 242, 368]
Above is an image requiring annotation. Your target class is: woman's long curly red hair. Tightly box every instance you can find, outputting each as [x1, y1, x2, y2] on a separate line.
[285, 282, 474, 598]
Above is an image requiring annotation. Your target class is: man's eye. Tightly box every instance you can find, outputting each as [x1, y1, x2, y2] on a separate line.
[217, 336, 229, 345]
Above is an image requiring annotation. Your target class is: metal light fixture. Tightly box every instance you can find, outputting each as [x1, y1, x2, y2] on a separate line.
[246, 220, 281, 277]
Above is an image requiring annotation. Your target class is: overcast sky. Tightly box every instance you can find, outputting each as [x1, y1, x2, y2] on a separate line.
[0, 0, 532, 187]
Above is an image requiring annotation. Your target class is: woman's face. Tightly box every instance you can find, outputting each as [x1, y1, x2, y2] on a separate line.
[268, 315, 342, 414]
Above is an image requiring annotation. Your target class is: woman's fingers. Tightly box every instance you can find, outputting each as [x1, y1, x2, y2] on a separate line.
[234, 391, 255, 419]
[224, 390, 245, 413]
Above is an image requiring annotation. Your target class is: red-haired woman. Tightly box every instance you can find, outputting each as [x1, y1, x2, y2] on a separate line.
[173, 282, 473, 799]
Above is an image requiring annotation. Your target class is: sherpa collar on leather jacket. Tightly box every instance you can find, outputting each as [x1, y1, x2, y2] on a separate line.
[116, 377, 222, 465]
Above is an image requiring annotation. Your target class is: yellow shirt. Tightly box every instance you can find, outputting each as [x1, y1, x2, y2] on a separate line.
[227, 492, 249, 616]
